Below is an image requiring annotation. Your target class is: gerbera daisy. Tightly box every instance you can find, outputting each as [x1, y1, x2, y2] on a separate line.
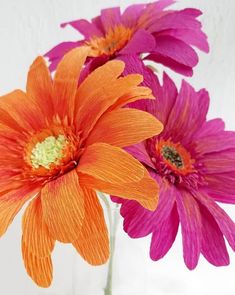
[0, 47, 163, 287]
[45, 0, 209, 76]
[113, 65, 235, 269]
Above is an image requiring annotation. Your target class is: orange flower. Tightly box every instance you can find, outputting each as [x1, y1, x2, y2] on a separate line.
[0, 47, 163, 287]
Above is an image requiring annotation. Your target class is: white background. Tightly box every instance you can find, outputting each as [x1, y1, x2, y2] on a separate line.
[0, 0, 235, 294]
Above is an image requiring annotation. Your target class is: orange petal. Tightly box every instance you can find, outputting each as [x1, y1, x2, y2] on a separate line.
[41, 170, 85, 243]
[53, 47, 89, 120]
[75, 73, 143, 138]
[0, 186, 39, 237]
[26, 56, 54, 121]
[77, 143, 144, 184]
[86, 108, 163, 147]
[0, 90, 45, 131]
[108, 86, 155, 111]
[75, 60, 125, 111]
[72, 186, 109, 265]
[22, 195, 55, 257]
[22, 242, 53, 288]
[79, 170, 159, 211]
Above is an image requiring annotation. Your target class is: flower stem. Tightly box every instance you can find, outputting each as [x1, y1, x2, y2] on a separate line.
[99, 193, 119, 295]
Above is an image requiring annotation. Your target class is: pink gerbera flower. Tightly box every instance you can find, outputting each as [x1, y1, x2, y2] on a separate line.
[45, 0, 209, 76]
[113, 63, 235, 269]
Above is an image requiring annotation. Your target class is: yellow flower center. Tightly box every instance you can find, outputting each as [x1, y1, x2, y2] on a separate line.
[31, 135, 67, 169]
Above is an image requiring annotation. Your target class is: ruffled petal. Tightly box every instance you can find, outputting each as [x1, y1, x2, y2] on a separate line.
[41, 170, 85, 243]
[73, 186, 109, 265]
[86, 108, 163, 148]
[78, 143, 144, 184]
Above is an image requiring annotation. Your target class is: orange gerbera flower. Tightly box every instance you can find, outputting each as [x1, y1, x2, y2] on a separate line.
[0, 47, 163, 287]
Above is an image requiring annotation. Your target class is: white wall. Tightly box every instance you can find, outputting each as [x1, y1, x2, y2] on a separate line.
[0, 0, 235, 294]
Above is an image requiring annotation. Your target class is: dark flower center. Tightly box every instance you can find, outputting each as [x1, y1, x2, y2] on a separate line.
[161, 146, 184, 169]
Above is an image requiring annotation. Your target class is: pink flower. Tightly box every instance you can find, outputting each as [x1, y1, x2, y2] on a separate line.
[45, 0, 209, 76]
[113, 64, 235, 269]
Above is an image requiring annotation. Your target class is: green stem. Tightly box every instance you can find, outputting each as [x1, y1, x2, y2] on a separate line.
[99, 193, 119, 295]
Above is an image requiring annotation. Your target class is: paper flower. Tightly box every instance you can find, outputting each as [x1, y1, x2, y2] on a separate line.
[113, 70, 235, 269]
[0, 47, 163, 287]
[45, 0, 209, 76]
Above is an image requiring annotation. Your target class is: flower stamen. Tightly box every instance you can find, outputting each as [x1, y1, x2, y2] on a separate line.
[31, 135, 67, 169]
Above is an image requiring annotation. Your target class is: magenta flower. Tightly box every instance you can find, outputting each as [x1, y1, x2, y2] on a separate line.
[113, 61, 235, 269]
[45, 0, 209, 76]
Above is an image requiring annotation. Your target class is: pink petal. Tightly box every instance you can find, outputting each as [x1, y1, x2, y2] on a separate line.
[146, 53, 193, 76]
[194, 191, 235, 251]
[176, 189, 202, 270]
[158, 28, 209, 53]
[61, 19, 103, 38]
[199, 149, 235, 174]
[194, 131, 235, 155]
[164, 81, 209, 145]
[121, 3, 146, 27]
[121, 180, 176, 238]
[120, 29, 156, 54]
[149, 9, 202, 32]
[194, 119, 225, 139]
[125, 142, 155, 169]
[205, 172, 235, 204]
[100, 7, 121, 32]
[200, 203, 229, 266]
[150, 205, 179, 260]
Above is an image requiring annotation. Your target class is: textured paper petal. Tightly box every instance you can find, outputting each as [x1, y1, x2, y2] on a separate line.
[78, 143, 144, 184]
[86, 108, 163, 147]
[73, 186, 109, 265]
[79, 169, 159, 211]
[0, 186, 39, 237]
[41, 170, 85, 243]
[176, 190, 202, 270]
[53, 47, 89, 119]
[22, 195, 55, 257]
[22, 242, 53, 288]
[200, 204, 229, 266]
[26, 56, 54, 120]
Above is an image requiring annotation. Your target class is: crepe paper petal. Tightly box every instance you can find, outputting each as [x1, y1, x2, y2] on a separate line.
[53, 46, 89, 119]
[0, 186, 39, 237]
[150, 205, 179, 260]
[176, 190, 202, 270]
[86, 108, 163, 148]
[26, 56, 54, 121]
[78, 143, 145, 184]
[22, 196, 55, 257]
[200, 204, 229, 266]
[73, 186, 109, 265]
[79, 170, 159, 211]
[22, 242, 53, 288]
[41, 170, 85, 243]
